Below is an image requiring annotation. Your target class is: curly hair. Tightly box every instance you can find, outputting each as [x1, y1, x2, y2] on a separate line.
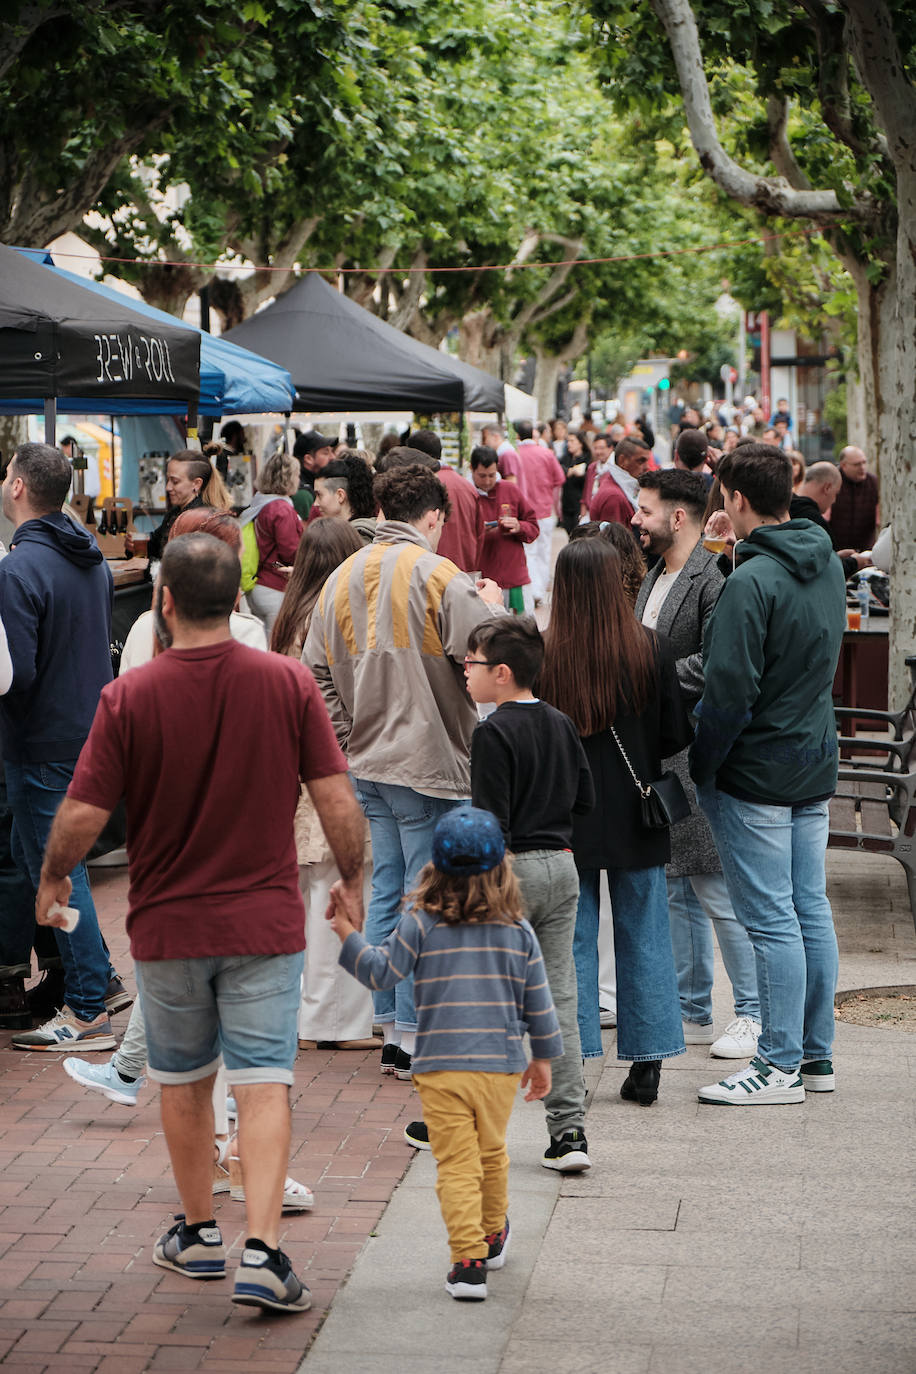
[372, 464, 451, 523]
[406, 858, 524, 926]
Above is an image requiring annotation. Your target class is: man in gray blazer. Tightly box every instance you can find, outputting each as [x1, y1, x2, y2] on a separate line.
[632, 470, 760, 1059]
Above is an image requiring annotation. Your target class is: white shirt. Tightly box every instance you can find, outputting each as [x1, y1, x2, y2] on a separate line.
[640, 569, 680, 628]
[119, 609, 268, 674]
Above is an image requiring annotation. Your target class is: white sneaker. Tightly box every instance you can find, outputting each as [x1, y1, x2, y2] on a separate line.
[698, 1056, 805, 1106]
[599, 1007, 617, 1029]
[682, 1020, 715, 1045]
[710, 1016, 761, 1059]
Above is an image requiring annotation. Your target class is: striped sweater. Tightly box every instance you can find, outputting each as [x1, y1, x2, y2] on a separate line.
[339, 910, 563, 1074]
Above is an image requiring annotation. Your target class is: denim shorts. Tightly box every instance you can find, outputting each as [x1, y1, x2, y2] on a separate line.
[135, 952, 304, 1086]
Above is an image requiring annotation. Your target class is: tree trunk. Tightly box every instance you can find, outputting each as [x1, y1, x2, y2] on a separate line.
[532, 352, 563, 422]
[888, 169, 916, 707]
[458, 310, 504, 374]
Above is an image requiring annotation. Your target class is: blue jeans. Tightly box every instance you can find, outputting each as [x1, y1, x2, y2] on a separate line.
[575, 865, 685, 1063]
[697, 784, 838, 1072]
[136, 951, 304, 1086]
[667, 872, 759, 1024]
[353, 778, 462, 1033]
[5, 759, 112, 1021]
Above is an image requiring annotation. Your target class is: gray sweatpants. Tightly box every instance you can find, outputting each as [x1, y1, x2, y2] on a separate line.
[511, 848, 586, 1140]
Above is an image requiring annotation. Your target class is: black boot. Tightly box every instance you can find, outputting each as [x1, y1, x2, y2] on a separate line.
[620, 1060, 661, 1106]
[27, 966, 66, 1021]
[0, 964, 32, 1030]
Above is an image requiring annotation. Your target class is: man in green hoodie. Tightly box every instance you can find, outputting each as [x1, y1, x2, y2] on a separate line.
[689, 445, 846, 1106]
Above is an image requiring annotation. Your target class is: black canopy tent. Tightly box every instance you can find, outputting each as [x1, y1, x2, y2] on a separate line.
[223, 271, 505, 415]
[0, 241, 200, 442]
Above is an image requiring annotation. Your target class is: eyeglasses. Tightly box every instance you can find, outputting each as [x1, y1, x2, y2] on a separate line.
[464, 656, 492, 667]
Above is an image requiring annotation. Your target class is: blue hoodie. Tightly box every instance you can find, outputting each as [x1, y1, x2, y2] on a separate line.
[0, 513, 113, 764]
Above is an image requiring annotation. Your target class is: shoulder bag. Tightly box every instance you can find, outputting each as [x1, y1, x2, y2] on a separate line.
[610, 726, 691, 830]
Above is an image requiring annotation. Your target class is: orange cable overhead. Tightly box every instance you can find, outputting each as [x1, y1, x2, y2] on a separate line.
[44, 226, 822, 276]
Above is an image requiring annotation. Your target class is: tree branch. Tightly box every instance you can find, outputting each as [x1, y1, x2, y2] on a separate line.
[766, 97, 812, 190]
[842, 0, 916, 170]
[649, 0, 874, 223]
[798, 0, 889, 161]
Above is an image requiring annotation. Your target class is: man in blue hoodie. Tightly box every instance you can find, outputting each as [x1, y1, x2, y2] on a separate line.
[0, 443, 118, 1051]
[689, 445, 846, 1106]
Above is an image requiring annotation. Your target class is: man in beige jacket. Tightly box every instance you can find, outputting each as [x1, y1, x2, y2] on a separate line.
[304, 465, 501, 1080]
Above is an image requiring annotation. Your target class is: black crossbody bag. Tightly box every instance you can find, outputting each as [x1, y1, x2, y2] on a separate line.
[610, 726, 691, 830]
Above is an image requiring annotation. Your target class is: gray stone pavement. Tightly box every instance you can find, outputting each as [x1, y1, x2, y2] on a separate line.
[301, 850, 916, 1374]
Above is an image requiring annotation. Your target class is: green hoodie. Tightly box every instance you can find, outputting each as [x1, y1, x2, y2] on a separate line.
[689, 519, 846, 804]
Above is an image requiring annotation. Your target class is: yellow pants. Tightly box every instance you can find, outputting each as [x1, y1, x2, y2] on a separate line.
[415, 1070, 521, 1262]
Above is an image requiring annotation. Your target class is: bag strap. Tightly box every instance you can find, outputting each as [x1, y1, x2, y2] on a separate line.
[610, 725, 652, 800]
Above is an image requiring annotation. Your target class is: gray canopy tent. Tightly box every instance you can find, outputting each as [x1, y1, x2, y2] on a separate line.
[223, 272, 505, 415]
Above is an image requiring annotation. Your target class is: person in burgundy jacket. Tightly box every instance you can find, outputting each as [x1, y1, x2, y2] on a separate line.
[469, 447, 539, 611]
[241, 453, 304, 634]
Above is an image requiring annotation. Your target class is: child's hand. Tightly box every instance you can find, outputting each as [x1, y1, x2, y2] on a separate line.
[325, 883, 359, 941]
[521, 1059, 551, 1101]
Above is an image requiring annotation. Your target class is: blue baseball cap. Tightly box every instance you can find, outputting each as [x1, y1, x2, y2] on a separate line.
[431, 807, 505, 876]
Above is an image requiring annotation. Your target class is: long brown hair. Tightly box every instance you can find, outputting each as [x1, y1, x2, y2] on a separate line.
[270, 518, 362, 656]
[539, 538, 654, 734]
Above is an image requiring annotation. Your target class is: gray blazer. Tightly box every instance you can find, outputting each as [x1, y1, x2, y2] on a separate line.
[635, 541, 725, 876]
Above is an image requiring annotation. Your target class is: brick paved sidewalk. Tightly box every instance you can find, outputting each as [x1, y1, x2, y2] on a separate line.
[0, 867, 420, 1373]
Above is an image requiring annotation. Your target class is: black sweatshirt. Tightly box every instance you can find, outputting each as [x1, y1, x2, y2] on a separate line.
[470, 700, 594, 852]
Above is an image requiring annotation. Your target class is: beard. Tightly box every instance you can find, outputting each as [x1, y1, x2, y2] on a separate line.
[152, 585, 172, 650]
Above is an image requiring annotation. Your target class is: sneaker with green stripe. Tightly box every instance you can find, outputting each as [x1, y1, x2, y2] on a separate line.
[698, 1056, 805, 1106]
[800, 1059, 835, 1092]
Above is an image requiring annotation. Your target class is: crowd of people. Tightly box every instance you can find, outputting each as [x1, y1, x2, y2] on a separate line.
[0, 411, 859, 1308]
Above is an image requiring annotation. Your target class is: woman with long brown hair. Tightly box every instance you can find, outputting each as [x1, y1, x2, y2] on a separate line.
[271, 520, 376, 1048]
[540, 539, 691, 1105]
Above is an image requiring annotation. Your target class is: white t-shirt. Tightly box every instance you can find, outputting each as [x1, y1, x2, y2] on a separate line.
[119, 609, 268, 674]
[640, 570, 680, 628]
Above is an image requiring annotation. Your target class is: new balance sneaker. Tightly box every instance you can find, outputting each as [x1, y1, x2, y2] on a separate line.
[231, 1242, 311, 1312]
[11, 1006, 116, 1052]
[542, 1129, 591, 1172]
[380, 1044, 399, 1075]
[63, 1055, 145, 1106]
[801, 1059, 835, 1092]
[484, 1217, 510, 1270]
[153, 1215, 225, 1278]
[104, 975, 133, 1016]
[698, 1056, 805, 1106]
[404, 1120, 431, 1150]
[710, 1016, 761, 1059]
[445, 1258, 487, 1300]
[683, 1019, 716, 1045]
[394, 1047, 413, 1081]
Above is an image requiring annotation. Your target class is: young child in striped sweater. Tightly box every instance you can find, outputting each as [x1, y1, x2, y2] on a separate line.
[328, 806, 562, 1302]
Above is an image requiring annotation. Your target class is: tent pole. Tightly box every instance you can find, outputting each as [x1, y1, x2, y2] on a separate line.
[457, 409, 466, 471]
[44, 397, 57, 448]
[186, 402, 200, 451]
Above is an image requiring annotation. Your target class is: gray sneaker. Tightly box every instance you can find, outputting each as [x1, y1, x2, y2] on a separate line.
[232, 1244, 312, 1312]
[153, 1215, 225, 1279]
[12, 1005, 116, 1053]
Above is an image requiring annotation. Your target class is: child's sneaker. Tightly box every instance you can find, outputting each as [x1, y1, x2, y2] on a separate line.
[484, 1217, 510, 1270]
[404, 1120, 431, 1150]
[380, 1044, 398, 1075]
[800, 1059, 835, 1092]
[63, 1055, 145, 1106]
[153, 1215, 225, 1278]
[445, 1258, 488, 1300]
[231, 1242, 311, 1312]
[542, 1129, 591, 1172]
[698, 1056, 805, 1106]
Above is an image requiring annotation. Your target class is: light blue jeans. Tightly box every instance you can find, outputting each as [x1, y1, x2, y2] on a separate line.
[353, 778, 462, 1033]
[575, 865, 685, 1063]
[697, 784, 838, 1072]
[666, 872, 759, 1024]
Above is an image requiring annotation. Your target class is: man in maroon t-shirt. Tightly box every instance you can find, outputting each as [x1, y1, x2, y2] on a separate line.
[35, 533, 365, 1315]
[470, 446, 539, 610]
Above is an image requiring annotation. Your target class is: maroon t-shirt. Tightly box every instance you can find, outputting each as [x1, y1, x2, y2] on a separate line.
[436, 465, 483, 572]
[476, 485, 538, 588]
[68, 640, 347, 961]
[590, 478, 636, 526]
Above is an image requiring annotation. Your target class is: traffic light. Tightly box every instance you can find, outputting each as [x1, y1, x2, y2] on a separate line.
[658, 377, 671, 392]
